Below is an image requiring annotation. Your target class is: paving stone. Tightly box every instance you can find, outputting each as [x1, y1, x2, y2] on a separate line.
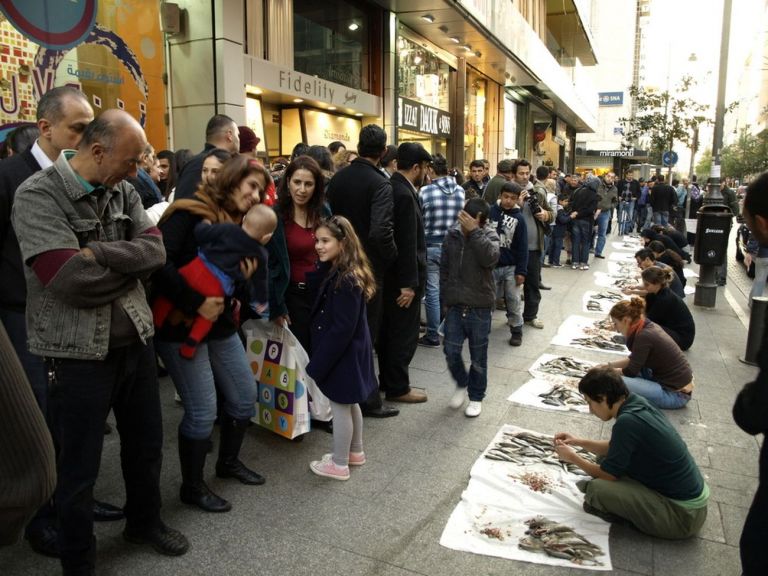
[718, 501, 750, 547]
[653, 536, 741, 576]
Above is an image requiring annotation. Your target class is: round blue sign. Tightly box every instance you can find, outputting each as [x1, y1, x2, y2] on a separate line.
[662, 151, 679, 167]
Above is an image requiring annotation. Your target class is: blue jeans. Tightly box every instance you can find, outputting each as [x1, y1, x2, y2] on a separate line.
[622, 371, 691, 410]
[595, 211, 611, 256]
[425, 245, 442, 341]
[493, 266, 523, 331]
[548, 226, 565, 265]
[652, 210, 669, 226]
[443, 306, 492, 401]
[156, 333, 257, 439]
[571, 219, 592, 265]
[618, 200, 635, 235]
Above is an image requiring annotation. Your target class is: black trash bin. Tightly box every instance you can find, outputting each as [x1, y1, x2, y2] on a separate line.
[693, 205, 733, 266]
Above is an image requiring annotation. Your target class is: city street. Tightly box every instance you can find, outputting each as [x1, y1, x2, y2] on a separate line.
[0, 230, 759, 576]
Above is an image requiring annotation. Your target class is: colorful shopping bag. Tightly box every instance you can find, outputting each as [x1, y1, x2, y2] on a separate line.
[242, 319, 313, 439]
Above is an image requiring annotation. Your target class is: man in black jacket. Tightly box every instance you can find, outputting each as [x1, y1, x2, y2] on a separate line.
[733, 172, 768, 576]
[649, 174, 677, 227]
[462, 159, 489, 199]
[174, 114, 240, 200]
[327, 124, 399, 417]
[616, 171, 641, 235]
[0, 86, 123, 556]
[378, 143, 430, 403]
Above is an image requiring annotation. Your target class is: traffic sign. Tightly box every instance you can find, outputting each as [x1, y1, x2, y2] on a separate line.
[662, 150, 679, 166]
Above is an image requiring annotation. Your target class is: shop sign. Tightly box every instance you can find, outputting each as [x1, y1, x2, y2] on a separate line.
[398, 97, 450, 137]
[303, 109, 361, 149]
[598, 92, 624, 106]
[245, 57, 380, 117]
[584, 148, 648, 158]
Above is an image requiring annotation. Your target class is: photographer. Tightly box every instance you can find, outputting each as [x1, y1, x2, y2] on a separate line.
[512, 159, 554, 329]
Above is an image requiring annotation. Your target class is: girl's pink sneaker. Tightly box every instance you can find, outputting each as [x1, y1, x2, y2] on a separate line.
[323, 451, 366, 466]
[309, 456, 350, 480]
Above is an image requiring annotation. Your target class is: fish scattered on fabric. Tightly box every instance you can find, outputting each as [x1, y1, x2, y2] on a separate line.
[536, 357, 596, 379]
[518, 516, 605, 566]
[571, 335, 626, 351]
[484, 430, 597, 475]
[479, 526, 505, 540]
[538, 383, 587, 409]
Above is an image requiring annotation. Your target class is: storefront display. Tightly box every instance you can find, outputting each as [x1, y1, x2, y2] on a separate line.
[465, 70, 487, 165]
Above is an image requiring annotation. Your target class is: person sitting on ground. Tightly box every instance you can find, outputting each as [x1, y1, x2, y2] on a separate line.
[623, 248, 685, 299]
[153, 204, 277, 358]
[603, 297, 694, 409]
[554, 366, 708, 540]
[652, 224, 691, 262]
[641, 266, 695, 351]
[641, 227, 686, 260]
[647, 239, 686, 288]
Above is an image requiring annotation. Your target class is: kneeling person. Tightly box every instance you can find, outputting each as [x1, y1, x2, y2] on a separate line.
[554, 367, 708, 540]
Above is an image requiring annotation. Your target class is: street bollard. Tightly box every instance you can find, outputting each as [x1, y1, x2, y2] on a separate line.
[740, 296, 768, 366]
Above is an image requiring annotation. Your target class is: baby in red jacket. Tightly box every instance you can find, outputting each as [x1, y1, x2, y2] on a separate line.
[154, 204, 277, 358]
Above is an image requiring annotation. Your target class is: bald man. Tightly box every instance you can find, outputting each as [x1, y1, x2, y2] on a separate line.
[13, 109, 189, 575]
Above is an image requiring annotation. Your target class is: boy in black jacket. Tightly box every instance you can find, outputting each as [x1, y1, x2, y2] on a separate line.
[489, 183, 529, 346]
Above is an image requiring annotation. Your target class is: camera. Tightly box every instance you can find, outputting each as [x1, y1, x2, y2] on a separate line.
[527, 191, 543, 215]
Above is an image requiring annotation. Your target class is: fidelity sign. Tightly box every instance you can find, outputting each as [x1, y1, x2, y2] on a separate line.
[397, 97, 451, 137]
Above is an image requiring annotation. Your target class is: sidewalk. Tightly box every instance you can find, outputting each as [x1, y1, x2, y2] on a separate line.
[0, 231, 760, 576]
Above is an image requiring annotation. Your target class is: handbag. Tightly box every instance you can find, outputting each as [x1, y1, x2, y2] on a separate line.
[242, 319, 329, 438]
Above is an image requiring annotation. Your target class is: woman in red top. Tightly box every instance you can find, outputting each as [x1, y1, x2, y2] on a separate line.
[267, 156, 330, 351]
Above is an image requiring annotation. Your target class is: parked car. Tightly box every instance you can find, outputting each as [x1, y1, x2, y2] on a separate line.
[735, 222, 756, 278]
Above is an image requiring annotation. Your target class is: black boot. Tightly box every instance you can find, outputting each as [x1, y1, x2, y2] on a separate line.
[178, 432, 231, 512]
[215, 417, 265, 485]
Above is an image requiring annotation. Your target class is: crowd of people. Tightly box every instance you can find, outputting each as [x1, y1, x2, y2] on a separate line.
[0, 86, 765, 576]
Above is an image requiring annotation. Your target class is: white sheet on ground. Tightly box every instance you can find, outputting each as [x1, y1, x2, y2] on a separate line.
[439, 424, 612, 570]
[551, 315, 629, 356]
[593, 271, 638, 289]
[609, 251, 635, 262]
[683, 268, 698, 278]
[508, 378, 589, 413]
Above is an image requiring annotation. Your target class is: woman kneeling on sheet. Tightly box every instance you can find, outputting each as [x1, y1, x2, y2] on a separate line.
[554, 366, 708, 539]
[641, 266, 695, 351]
[600, 297, 694, 410]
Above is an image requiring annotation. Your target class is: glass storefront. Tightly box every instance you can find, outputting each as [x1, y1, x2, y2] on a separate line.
[397, 35, 450, 111]
[503, 96, 520, 159]
[395, 31, 453, 158]
[465, 69, 487, 166]
[293, 0, 371, 91]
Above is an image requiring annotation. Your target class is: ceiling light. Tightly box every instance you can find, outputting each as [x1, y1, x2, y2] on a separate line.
[474, 51, 482, 58]
[348, 22, 359, 31]
[293, 98, 303, 103]
[355, 113, 363, 117]
[450, 36, 461, 44]
[421, 14, 435, 23]
[438, 25, 448, 33]
[462, 44, 472, 51]
[327, 106, 337, 110]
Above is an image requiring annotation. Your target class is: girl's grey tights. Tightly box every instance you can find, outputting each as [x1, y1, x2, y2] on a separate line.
[330, 401, 363, 466]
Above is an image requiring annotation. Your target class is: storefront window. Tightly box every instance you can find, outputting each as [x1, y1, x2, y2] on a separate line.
[504, 97, 519, 158]
[465, 70, 486, 166]
[397, 35, 450, 111]
[293, 0, 370, 91]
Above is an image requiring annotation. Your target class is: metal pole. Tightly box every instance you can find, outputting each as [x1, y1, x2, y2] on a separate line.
[694, 0, 732, 308]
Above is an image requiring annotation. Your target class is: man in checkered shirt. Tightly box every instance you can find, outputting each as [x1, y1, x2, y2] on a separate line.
[417, 154, 466, 347]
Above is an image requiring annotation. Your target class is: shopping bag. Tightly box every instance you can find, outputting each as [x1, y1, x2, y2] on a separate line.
[290, 335, 332, 422]
[242, 319, 315, 439]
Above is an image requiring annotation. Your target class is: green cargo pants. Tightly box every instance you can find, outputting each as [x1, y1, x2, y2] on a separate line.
[582, 477, 707, 540]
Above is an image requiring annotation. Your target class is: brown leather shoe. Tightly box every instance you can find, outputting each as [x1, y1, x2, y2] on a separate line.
[387, 389, 428, 403]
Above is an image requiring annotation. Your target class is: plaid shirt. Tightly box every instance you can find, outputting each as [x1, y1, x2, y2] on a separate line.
[418, 176, 465, 244]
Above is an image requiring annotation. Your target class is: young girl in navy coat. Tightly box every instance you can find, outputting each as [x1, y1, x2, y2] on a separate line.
[306, 216, 377, 480]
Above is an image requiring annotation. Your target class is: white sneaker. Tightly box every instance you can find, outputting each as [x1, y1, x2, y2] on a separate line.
[465, 401, 482, 417]
[525, 318, 544, 329]
[448, 387, 467, 409]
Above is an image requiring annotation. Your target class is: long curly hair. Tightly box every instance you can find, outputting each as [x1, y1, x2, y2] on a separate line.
[316, 215, 376, 301]
[198, 155, 269, 218]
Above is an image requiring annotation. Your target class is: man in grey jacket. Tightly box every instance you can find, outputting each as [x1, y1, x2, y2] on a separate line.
[594, 172, 618, 258]
[440, 198, 500, 418]
[13, 110, 188, 575]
